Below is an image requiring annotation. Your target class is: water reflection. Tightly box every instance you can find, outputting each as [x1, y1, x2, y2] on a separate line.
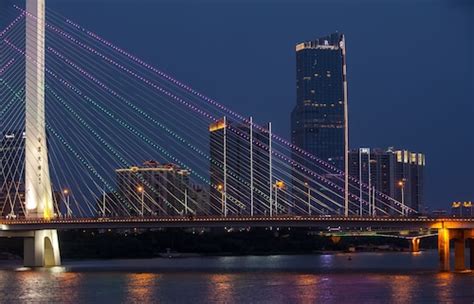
[15, 268, 79, 304]
[126, 273, 159, 304]
[208, 274, 234, 303]
[0, 252, 472, 303]
[435, 272, 454, 302]
[389, 275, 416, 304]
[294, 274, 320, 304]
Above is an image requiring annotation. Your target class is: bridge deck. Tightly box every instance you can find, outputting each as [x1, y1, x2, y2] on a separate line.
[1, 216, 473, 231]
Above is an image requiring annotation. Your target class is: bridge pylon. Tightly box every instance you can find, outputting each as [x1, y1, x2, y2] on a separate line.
[23, 230, 61, 267]
[23, 0, 61, 266]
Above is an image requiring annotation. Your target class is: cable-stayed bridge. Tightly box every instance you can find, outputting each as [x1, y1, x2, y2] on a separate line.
[0, 1, 473, 272]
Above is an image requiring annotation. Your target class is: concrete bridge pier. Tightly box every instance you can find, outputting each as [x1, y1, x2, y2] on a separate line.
[470, 239, 474, 271]
[409, 238, 420, 252]
[438, 228, 474, 272]
[23, 230, 61, 267]
[452, 230, 466, 272]
[438, 228, 450, 272]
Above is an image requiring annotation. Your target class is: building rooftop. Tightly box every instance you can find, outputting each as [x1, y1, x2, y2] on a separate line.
[296, 33, 344, 52]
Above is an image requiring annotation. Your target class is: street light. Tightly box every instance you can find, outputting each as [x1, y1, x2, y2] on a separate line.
[217, 184, 224, 216]
[304, 182, 311, 215]
[137, 185, 145, 217]
[398, 179, 406, 216]
[274, 181, 285, 215]
[63, 188, 71, 218]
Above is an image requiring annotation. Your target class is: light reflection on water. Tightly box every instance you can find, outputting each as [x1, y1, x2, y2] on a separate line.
[0, 251, 472, 303]
[294, 274, 320, 304]
[208, 274, 234, 303]
[436, 272, 455, 303]
[389, 275, 417, 304]
[126, 273, 159, 304]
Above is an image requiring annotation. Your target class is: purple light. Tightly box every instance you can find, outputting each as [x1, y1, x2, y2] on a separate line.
[0, 12, 25, 38]
[13, 7, 411, 212]
[0, 58, 15, 75]
[58, 12, 396, 200]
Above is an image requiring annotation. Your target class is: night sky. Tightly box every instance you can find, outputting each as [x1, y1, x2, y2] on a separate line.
[3, 0, 474, 210]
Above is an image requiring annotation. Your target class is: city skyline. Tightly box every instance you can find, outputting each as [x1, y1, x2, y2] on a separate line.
[27, 0, 473, 210]
[0, 1, 474, 300]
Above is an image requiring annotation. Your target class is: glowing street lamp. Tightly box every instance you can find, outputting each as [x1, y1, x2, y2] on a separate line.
[217, 184, 224, 216]
[63, 188, 71, 218]
[274, 181, 285, 215]
[398, 179, 406, 216]
[137, 186, 145, 217]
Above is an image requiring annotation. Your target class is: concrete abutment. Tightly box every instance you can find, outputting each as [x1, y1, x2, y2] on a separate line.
[23, 230, 61, 267]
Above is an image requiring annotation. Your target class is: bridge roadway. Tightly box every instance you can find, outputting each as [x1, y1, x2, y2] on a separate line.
[1, 215, 474, 231]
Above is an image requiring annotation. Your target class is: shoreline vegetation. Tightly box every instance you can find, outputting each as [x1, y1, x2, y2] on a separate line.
[0, 228, 437, 260]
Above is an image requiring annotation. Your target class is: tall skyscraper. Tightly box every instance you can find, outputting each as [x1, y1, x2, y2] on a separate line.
[291, 33, 349, 214]
[348, 147, 426, 213]
[291, 33, 348, 170]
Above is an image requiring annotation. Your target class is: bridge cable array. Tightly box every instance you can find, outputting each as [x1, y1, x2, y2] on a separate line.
[0, 6, 414, 219]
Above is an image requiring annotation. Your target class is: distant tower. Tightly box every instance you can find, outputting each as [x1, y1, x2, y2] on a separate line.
[25, 0, 54, 219]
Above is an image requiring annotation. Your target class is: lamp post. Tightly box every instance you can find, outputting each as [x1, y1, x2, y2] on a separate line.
[63, 189, 71, 218]
[217, 184, 224, 216]
[274, 181, 285, 215]
[398, 179, 406, 216]
[137, 185, 145, 217]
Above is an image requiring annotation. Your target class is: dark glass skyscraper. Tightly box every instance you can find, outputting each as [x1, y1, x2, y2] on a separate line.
[291, 33, 348, 170]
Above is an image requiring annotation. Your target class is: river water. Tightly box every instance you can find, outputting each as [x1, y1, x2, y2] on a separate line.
[0, 250, 473, 303]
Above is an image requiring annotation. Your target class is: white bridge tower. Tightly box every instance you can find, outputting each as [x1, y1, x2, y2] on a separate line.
[23, 0, 61, 267]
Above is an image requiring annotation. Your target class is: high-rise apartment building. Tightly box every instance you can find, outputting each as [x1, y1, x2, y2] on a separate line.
[209, 118, 271, 215]
[348, 147, 425, 213]
[116, 160, 190, 216]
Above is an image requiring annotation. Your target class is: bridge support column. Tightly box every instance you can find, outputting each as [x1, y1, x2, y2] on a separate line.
[409, 238, 420, 252]
[466, 230, 474, 271]
[454, 237, 465, 272]
[24, 230, 61, 267]
[449, 229, 468, 272]
[470, 238, 474, 270]
[438, 228, 450, 272]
